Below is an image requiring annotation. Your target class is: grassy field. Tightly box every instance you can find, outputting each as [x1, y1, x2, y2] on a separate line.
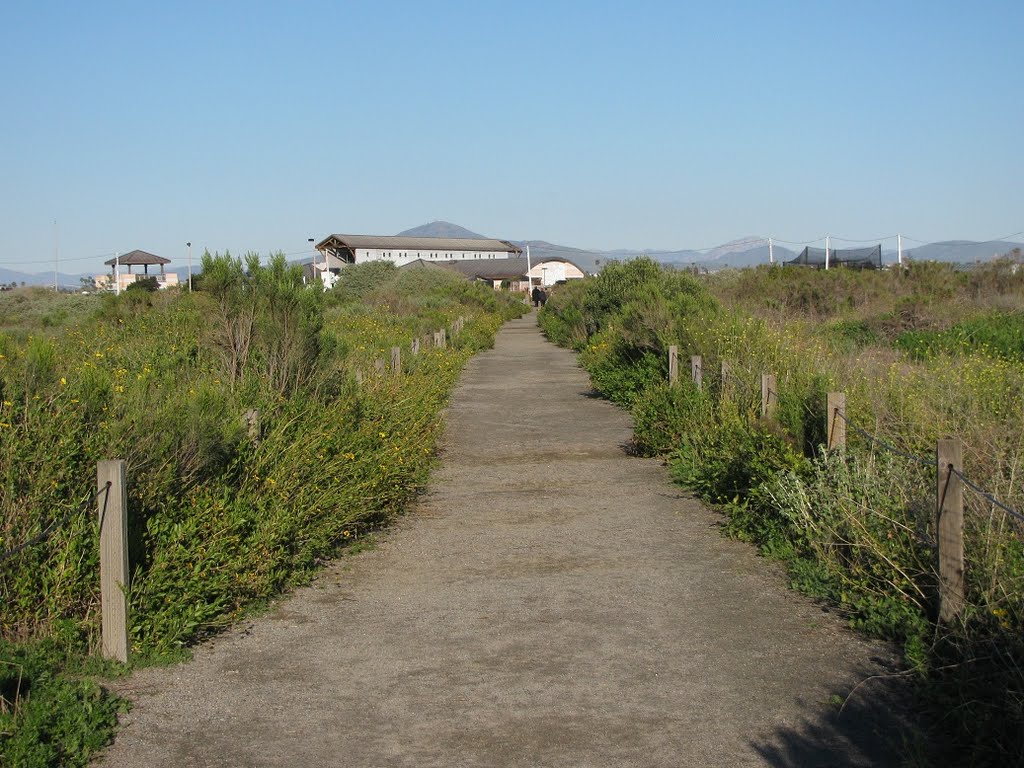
[540, 256, 1024, 765]
[0, 259, 526, 766]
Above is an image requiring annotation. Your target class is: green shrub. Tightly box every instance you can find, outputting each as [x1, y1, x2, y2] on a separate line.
[0, 255, 526, 762]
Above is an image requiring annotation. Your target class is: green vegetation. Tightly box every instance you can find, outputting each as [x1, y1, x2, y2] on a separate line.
[0, 259, 525, 765]
[540, 257, 1024, 765]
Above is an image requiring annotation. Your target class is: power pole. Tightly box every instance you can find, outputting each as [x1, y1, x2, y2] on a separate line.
[824, 236, 830, 270]
[768, 237, 774, 265]
[897, 234, 903, 267]
[186, 242, 192, 291]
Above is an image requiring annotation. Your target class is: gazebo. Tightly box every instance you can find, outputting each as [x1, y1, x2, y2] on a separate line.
[102, 250, 178, 290]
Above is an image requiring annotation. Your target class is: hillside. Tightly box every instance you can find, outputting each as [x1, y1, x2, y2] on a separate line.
[396, 221, 488, 239]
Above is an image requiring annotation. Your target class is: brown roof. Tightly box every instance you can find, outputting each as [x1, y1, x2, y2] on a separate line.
[439, 257, 529, 280]
[104, 250, 170, 266]
[316, 234, 522, 255]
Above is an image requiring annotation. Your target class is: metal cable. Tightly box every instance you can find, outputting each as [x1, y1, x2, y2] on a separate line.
[949, 467, 1024, 525]
[0, 482, 112, 565]
[833, 410, 937, 468]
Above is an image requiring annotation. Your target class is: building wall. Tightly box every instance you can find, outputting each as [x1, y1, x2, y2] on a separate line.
[94, 272, 179, 291]
[355, 248, 514, 267]
[528, 261, 585, 286]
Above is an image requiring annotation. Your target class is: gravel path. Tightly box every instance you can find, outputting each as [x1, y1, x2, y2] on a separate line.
[98, 313, 907, 767]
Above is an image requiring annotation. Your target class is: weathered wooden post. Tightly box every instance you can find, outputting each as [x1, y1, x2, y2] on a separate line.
[691, 355, 702, 391]
[936, 438, 965, 622]
[668, 345, 679, 385]
[826, 392, 846, 450]
[761, 373, 777, 418]
[242, 409, 261, 446]
[435, 329, 447, 349]
[411, 337, 420, 356]
[374, 358, 386, 375]
[98, 460, 129, 663]
[391, 346, 401, 374]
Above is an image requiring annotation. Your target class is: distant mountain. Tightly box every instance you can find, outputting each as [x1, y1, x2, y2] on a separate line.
[396, 221, 488, 239]
[904, 240, 1023, 264]
[703, 236, 765, 261]
[0, 267, 35, 286]
[0, 267, 87, 289]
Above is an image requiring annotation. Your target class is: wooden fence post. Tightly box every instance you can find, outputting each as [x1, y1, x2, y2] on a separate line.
[826, 392, 846, 450]
[374, 358, 386, 375]
[691, 355, 702, 391]
[761, 373, 777, 418]
[242, 409, 261, 446]
[411, 337, 420, 356]
[98, 460, 129, 663]
[668, 345, 678, 385]
[391, 346, 401, 374]
[435, 329, 446, 349]
[936, 438, 965, 623]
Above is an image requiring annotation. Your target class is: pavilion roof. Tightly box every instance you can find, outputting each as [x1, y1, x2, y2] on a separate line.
[104, 250, 170, 266]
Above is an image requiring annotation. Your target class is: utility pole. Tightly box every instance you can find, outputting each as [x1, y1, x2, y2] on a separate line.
[186, 242, 192, 291]
[115, 252, 120, 296]
[309, 238, 321, 288]
[824, 236, 830, 270]
[897, 234, 903, 267]
[526, 243, 532, 288]
[768, 237, 774, 265]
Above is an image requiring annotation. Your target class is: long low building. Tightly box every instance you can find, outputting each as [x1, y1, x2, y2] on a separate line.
[313, 234, 522, 287]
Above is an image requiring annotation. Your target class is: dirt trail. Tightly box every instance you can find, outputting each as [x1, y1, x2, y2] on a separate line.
[98, 313, 906, 767]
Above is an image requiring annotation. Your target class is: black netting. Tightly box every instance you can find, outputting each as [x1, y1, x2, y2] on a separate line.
[786, 245, 881, 269]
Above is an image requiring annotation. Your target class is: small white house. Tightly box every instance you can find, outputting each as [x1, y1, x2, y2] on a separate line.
[527, 259, 585, 286]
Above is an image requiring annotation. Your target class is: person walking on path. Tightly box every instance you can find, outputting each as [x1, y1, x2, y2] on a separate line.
[531, 285, 542, 307]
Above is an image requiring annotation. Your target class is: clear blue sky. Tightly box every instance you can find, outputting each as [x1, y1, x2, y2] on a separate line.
[2, 0, 1022, 274]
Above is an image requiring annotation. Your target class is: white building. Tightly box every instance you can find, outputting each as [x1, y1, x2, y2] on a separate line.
[313, 234, 522, 288]
[527, 258, 585, 286]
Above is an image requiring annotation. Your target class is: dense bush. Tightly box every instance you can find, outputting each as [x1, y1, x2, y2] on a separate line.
[540, 257, 1024, 764]
[0, 258, 526, 764]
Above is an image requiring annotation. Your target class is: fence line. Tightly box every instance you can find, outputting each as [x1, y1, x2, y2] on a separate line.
[667, 345, 1024, 621]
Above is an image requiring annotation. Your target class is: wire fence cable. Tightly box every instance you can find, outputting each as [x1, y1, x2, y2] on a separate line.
[833, 410, 1024, 522]
[0, 482, 112, 566]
